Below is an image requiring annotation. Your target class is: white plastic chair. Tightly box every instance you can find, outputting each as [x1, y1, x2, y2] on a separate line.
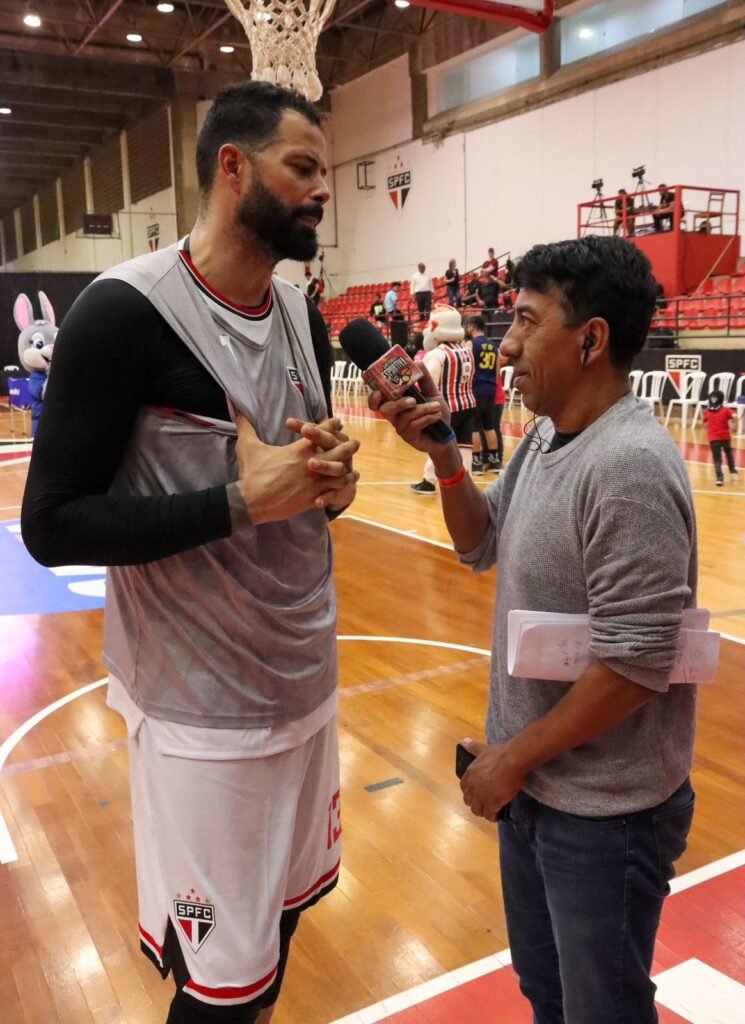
[664, 371, 707, 429]
[501, 365, 520, 408]
[331, 360, 346, 396]
[7, 376, 32, 436]
[638, 370, 668, 418]
[629, 369, 643, 396]
[341, 363, 363, 399]
[731, 374, 745, 438]
[691, 371, 735, 428]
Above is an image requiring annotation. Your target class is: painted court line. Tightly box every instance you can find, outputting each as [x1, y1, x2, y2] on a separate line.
[654, 959, 745, 1023]
[326, 850, 745, 1024]
[340, 514, 453, 551]
[339, 512, 745, 647]
[0, 676, 107, 864]
[340, 656, 488, 699]
[1, 738, 127, 777]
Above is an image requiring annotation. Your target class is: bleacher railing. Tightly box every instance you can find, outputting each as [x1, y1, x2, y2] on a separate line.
[577, 185, 740, 240]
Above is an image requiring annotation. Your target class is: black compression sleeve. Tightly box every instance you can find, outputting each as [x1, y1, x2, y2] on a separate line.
[306, 296, 333, 417]
[21, 279, 232, 567]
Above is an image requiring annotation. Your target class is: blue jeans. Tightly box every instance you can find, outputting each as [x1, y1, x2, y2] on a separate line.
[499, 779, 695, 1024]
[447, 284, 461, 307]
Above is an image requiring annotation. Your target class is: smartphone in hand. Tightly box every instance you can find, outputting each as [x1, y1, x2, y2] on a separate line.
[455, 742, 476, 779]
[455, 742, 510, 821]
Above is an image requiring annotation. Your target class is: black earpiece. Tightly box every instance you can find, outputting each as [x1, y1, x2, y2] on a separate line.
[582, 335, 594, 364]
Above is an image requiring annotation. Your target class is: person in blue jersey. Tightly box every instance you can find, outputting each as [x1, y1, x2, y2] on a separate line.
[465, 313, 504, 473]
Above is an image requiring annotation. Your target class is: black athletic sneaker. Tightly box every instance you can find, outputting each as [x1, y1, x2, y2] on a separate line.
[472, 459, 488, 475]
[715, 478, 724, 486]
[488, 458, 504, 472]
[411, 480, 436, 495]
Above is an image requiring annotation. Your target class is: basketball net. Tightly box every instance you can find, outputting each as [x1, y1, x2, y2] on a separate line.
[224, 0, 337, 102]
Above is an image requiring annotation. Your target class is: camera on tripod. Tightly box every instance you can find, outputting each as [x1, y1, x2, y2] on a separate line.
[632, 165, 646, 182]
[592, 178, 603, 192]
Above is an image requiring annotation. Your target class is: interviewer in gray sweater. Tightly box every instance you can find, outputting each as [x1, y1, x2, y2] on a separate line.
[370, 235, 697, 1024]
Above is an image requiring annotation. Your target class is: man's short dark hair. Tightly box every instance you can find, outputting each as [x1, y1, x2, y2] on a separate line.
[513, 236, 658, 368]
[467, 314, 486, 332]
[196, 81, 322, 193]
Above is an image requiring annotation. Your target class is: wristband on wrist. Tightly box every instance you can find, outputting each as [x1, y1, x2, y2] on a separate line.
[437, 463, 467, 489]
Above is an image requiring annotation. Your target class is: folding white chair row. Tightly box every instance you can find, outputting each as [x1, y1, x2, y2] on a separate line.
[638, 370, 668, 417]
[664, 371, 707, 428]
[334, 361, 365, 399]
[501, 365, 521, 409]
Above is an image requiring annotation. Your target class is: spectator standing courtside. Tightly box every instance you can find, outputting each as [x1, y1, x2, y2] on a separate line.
[477, 270, 499, 311]
[614, 188, 635, 236]
[703, 389, 739, 485]
[372, 235, 697, 1024]
[653, 184, 681, 233]
[306, 274, 324, 306]
[370, 293, 386, 326]
[462, 275, 480, 309]
[384, 281, 401, 319]
[445, 259, 462, 307]
[482, 247, 499, 278]
[411, 262, 433, 321]
[465, 314, 504, 474]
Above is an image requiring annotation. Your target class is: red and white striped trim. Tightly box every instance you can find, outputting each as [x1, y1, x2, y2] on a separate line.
[139, 924, 164, 967]
[283, 859, 341, 910]
[183, 964, 278, 1007]
[178, 248, 272, 320]
[149, 405, 220, 429]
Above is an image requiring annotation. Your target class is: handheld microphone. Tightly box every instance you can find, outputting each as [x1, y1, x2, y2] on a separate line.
[339, 319, 456, 446]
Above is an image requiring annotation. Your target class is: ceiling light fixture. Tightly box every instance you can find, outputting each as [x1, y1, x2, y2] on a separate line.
[24, 12, 42, 27]
[220, 44, 235, 53]
[394, 0, 410, 7]
[127, 32, 143, 42]
[578, 27, 593, 38]
[157, 2, 175, 11]
[0, 107, 11, 115]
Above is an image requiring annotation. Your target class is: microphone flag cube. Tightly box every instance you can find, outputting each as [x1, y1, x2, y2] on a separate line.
[362, 345, 424, 401]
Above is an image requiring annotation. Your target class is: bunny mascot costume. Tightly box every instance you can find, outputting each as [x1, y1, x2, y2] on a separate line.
[14, 291, 58, 436]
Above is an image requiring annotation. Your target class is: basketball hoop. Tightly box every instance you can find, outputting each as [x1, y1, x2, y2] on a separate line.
[224, 0, 337, 102]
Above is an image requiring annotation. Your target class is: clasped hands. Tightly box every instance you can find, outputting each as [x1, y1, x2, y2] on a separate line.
[235, 414, 359, 525]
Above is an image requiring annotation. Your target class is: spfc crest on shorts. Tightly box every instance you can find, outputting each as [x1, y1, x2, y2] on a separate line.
[174, 891, 216, 953]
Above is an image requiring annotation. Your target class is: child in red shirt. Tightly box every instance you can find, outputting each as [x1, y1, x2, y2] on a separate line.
[703, 389, 738, 485]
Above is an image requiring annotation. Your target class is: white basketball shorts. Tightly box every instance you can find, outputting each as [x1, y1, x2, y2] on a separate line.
[109, 679, 341, 1009]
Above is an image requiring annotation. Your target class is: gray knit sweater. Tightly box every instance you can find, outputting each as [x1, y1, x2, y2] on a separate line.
[460, 393, 698, 815]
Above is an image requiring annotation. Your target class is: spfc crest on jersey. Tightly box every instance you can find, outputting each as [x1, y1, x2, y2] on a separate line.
[287, 366, 305, 395]
[388, 155, 411, 211]
[174, 891, 216, 953]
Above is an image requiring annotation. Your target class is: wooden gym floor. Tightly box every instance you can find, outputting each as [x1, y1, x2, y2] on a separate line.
[0, 399, 743, 1023]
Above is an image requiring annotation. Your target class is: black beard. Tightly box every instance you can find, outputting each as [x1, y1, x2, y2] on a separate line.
[235, 175, 323, 262]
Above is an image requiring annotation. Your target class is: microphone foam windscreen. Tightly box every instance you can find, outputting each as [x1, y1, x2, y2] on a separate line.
[339, 319, 390, 370]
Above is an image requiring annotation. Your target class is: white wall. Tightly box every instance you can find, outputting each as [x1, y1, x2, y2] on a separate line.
[322, 39, 745, 292]
[328, 55, 413, 167]
[6, 185, 179, 273]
